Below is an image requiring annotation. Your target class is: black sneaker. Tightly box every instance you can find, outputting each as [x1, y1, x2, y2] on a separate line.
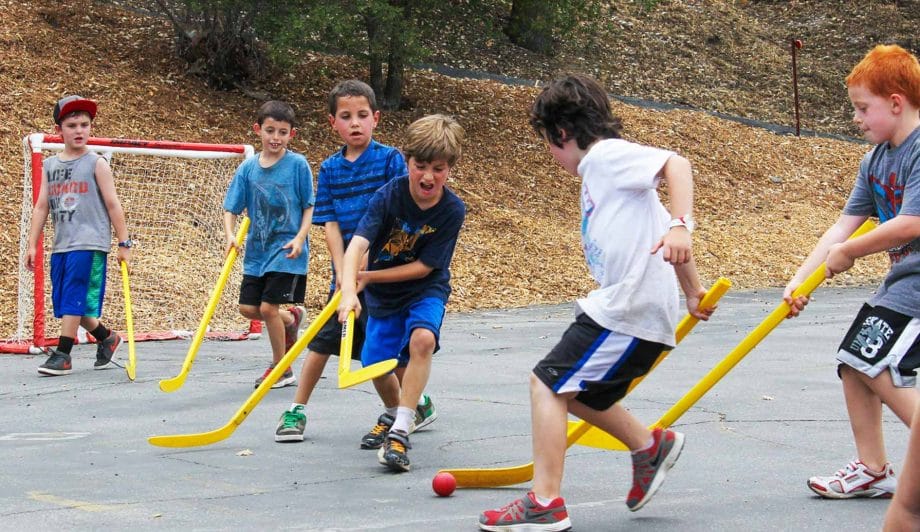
[38, 349, 72, 376]
[94, 331, 121, 370]
[377, 430, 411, 472]
[360, 413, 394, 449]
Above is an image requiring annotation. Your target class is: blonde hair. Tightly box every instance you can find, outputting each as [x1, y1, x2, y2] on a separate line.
[402, 114, 464, 166]
[846, 44, 920, 108]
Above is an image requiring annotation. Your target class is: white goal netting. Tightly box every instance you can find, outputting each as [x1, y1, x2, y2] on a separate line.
[9, 134, 257, 353]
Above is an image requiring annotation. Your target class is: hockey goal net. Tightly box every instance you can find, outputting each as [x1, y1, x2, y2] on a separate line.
[4, 134, 260, 354]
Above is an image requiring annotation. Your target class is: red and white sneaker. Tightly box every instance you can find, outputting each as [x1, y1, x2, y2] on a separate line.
[626, 428, 685, 511]
[807, 460, 897, 499]
[284, 306, 305, 351]
[479, 491, 572, 531]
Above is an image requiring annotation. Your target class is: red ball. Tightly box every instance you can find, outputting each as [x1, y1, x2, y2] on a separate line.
[432, 471, 457, 497]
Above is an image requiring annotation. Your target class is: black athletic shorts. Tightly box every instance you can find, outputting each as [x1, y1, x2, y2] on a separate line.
[239, 272, 306, 306]
[307, 291, 368, 357]
[533, 312, 667, 411]
[836, 303, 920, 388]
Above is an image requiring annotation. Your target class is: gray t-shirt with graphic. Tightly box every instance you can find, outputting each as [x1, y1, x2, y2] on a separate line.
[42, 152, 111, 253]
[843, 125, 920, 318]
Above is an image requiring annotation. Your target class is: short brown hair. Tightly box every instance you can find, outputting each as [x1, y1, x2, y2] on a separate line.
[846, 44, 920, 108]
[256, 100, 296, 128]
[402, 114, 464, 166]
[328, 79, 378, 115]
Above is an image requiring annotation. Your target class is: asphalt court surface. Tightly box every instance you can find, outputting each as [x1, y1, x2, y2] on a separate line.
[0, 287, 911, 530]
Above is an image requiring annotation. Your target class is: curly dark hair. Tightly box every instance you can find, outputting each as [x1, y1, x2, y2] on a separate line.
[530, 74, 622, 149]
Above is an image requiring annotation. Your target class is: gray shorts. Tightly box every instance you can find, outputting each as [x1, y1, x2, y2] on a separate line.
[836, 303, 920, 388]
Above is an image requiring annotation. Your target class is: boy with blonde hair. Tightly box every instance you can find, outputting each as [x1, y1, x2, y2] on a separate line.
[337, 114, 466, 471]
[479, 75, 714, 531]
[784, 44, 920, 499]
[223, 100, 314, 389]
[26, 95, 132, 376]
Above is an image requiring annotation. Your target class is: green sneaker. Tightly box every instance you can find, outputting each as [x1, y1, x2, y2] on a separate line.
[275, 406, 306, 442]
[411, 394, 438, 433]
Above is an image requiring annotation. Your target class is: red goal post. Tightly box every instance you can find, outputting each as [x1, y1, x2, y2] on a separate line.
[3, 134, 261, 354]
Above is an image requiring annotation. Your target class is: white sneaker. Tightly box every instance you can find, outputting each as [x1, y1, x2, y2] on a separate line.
[807, 460, 896, 499]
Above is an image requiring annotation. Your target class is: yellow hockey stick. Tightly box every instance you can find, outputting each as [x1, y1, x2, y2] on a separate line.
[119, 260, 137, 381]
[338, 310, 397, 389]
[441, 277, 731, 488]
[149, 293, 340, 448]
[159, 217, 250, 393]
[573, 219, 878, 449]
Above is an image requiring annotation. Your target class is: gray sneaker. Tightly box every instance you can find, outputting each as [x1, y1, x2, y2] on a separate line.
[626, 428, 685, 511]
[94, 331, 121, 370]
[38, 349, 73, 376]
[275, 406, 306, 442]
[411, 394, 438, 433]
[254, 364, 297, 389]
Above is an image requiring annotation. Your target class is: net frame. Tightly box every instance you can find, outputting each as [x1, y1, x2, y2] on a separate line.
[3, 134, 259, 354]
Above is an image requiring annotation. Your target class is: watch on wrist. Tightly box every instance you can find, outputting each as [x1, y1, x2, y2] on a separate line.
[118, 238, 134, 249]
[668, 215, 695, 233]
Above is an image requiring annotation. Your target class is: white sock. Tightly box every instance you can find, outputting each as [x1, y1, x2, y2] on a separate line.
[417, 393, 429, 407]
[385, 406, 398, 418]
[534, 494, 556, 507]
[290, 403, 304, 412]
[391, 407, 415, 434]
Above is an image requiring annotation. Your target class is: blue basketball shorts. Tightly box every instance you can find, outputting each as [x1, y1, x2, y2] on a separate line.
[533, 312, 667, 411]
[49, 250, 108, 319]
[360, 297, 445, 368]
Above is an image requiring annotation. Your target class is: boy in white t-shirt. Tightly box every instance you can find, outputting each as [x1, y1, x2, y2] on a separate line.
[479, 74, 716, 532]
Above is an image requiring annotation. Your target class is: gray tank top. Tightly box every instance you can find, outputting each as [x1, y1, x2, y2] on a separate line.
[42, 152, 112, 253]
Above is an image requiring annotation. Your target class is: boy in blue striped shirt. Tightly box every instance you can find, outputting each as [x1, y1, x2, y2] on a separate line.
[275, 80, 436, 443]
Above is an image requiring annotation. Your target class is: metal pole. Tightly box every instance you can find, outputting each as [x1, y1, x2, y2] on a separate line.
[791, 38, 803, 136]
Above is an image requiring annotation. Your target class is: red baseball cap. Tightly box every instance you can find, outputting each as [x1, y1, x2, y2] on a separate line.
[53, 95, 97, 125]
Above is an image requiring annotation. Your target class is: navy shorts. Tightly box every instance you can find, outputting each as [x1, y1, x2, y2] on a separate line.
[837, 303, 920, 388]
[360, 297, 445, 368]
[50, 250, 108, 319]
[308, 291, 368, 357]
[533, 312, 667, 411]
[239, 273, 306, 306]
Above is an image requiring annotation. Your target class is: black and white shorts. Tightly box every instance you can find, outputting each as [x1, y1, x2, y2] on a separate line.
[837, 303, 920, 388]
[532, 313, 667, 411]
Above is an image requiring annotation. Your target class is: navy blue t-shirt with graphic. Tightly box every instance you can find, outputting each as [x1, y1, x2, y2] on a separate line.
[354, 176, 466, 317]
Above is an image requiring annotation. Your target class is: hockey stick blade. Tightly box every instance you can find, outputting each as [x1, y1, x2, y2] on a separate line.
[337, 310, 398, 389]
[149, 292, 341, 448]
[159, 217, 250, 393]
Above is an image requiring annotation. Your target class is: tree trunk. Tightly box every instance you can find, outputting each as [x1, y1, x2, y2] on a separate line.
[505, 0, 555, 55]
[382, 51, 404, 111]
[365, 13, 385, 99]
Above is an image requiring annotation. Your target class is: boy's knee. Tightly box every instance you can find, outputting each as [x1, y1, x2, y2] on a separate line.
[259, 302, 280, 319]
[409, 328, 436, 356]
[239, 305, 260, 320]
